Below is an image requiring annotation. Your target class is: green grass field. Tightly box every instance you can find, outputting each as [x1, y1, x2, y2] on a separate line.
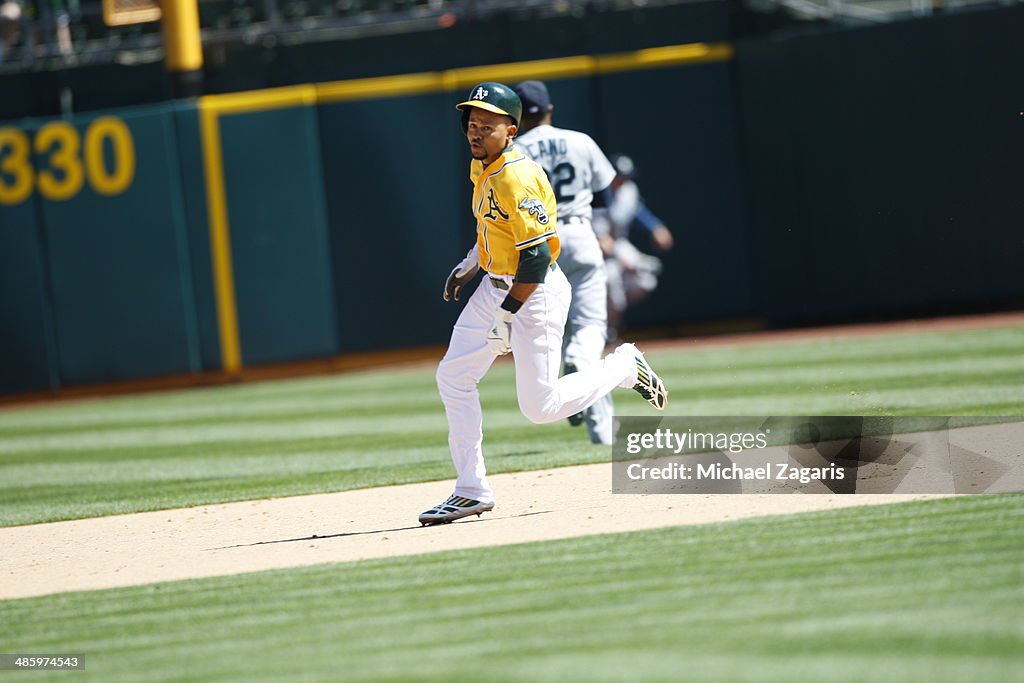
[2, 321, 1023, 682]
[2, 323, 1023, 527]
[2, 494, 1021, 682]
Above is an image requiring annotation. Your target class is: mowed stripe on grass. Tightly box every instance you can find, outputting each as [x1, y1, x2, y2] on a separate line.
[1, 323, 1023, 527]
[1, 494, 1021, 683]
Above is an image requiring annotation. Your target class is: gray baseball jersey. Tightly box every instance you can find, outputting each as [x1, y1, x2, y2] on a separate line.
[516, 124, 616, 221]
[516, 123, 617, 445]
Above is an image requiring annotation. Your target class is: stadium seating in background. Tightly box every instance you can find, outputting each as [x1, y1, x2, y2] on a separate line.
[0, 0, 465, 68]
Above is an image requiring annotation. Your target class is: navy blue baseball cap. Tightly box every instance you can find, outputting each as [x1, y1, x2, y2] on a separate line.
[514, 80, 551, 116]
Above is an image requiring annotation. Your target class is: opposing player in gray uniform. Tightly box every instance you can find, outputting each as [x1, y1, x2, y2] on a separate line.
[514, 80, 618, 445]
[593, 154, 675, 342]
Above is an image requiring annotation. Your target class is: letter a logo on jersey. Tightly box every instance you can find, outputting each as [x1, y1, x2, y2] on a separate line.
[472, 87, 489, 101]
[484, 188, 509, 221]
[519, 198, 549, 225]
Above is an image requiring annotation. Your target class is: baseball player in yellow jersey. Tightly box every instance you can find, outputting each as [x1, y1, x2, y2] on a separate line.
[419, 82, 669, 526]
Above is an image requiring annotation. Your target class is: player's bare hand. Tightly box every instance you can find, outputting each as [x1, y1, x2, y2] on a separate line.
[651, 225, 674, 251]
[486, 310, 513, 355]
[443, 250, 480, 302]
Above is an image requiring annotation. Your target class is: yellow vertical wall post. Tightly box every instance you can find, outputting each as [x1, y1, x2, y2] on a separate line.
[198, 105, 242, 375]
[161, 0, 204, 97]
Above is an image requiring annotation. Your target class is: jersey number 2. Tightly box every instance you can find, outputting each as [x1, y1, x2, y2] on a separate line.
[546, 162, 576, 203]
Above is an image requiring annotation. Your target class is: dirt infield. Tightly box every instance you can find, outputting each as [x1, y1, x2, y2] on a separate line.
[0, 463, 953, 600]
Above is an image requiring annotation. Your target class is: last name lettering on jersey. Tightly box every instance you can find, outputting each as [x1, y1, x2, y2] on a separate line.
[522, 138, 567, 160]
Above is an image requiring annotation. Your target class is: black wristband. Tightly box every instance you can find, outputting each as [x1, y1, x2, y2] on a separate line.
[500, 296, 524, 314]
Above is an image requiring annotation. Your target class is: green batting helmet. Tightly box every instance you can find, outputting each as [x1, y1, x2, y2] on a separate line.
[456, 82, 522, 127]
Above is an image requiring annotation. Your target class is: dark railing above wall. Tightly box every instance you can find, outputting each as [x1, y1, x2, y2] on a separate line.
[3, 0, 1018, 76]
[0, 0, 736, 119]
[0, 0, 702, 73]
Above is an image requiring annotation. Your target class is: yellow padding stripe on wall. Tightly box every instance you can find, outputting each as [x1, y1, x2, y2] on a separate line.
[440, 55, 597, 92]
[200, 40, 734, 113]
[597, 42, 734, 73]
[316, 72, 444, 103]
[200, 84, 318, 116]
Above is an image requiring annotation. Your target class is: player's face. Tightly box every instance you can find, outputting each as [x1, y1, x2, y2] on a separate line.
[466, 109, 517, 165]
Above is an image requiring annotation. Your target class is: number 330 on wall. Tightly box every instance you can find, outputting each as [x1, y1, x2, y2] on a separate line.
[0, 117, 135, 205]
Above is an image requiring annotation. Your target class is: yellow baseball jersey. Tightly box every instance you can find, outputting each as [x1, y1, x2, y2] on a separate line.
[469, 145, 560, 276]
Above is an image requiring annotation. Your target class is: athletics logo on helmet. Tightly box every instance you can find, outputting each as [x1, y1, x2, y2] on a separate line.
[456, 81, 523, 127]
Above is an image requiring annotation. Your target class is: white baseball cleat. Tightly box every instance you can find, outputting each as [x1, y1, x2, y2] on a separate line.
[419, 495, 495, 526]
[631, 348, 669, 410]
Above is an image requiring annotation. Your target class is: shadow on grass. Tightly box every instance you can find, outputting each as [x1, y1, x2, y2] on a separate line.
[494, 450, 545, 458]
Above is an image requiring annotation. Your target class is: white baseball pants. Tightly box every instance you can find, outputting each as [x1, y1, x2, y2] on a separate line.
[436, 264, 638, 504]
[556, 218, 614, 445]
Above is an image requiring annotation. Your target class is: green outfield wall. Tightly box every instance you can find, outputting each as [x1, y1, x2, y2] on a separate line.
[0, 189, 54, 393]
[735, 4, 1024, 324]
[215, 103, 338, 365]
[1, 4, 1022, 395]
[317, 91, 466, 353]
[0, 96, 343, 391]
[1, 105, 204, 391]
